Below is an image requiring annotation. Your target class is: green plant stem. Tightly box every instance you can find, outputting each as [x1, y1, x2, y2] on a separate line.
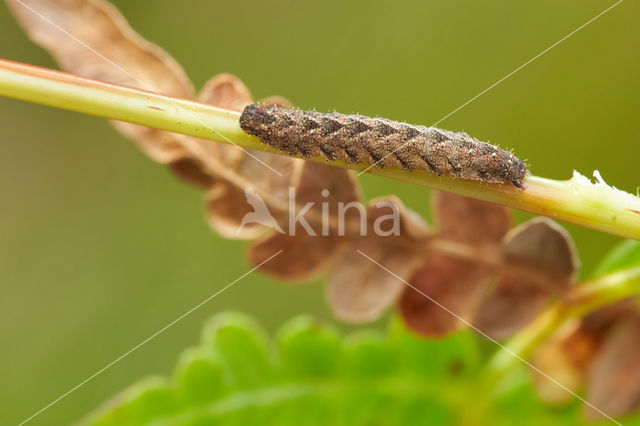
[1, 59, 639, 240]
[459, 267, 640, 425]
[470, 265, 640, 422]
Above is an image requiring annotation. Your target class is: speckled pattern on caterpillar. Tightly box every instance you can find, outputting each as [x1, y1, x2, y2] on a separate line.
[239, 104, 528, 188]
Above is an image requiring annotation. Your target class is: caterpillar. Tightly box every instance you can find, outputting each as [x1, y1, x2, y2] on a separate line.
[239, 104, 528, 189]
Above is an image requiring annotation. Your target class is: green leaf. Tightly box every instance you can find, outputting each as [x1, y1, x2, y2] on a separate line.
[79, 312, 636, 426]
[388, 315, 480, 380]
[201, 311, 271, 388]
[493, 373, 578, 426]
[82, 377, 179, 426]
[174, 348, 227, 405]
[276, 315, 341, 379]
[591, 239, 640, 277]
[342, 330, 395, 379]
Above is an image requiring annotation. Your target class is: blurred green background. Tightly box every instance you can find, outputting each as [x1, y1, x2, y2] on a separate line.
[0, 0, 638, 424]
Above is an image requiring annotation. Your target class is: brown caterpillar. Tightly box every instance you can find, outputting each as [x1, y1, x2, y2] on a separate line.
[239, 104, 528, 188]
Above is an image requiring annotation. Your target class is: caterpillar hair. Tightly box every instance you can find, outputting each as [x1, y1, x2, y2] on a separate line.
[239, 104, 528, 189]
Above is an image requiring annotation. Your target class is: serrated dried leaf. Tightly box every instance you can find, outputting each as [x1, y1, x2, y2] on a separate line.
[191, 75, 300, 240]
[293, 162, 361, 206]
[293, 162, 362, 235]
[247, 234, 338, 282]
[326, 199, 429, 323]
[474, 217, 579, 339]
[207, 78, 301, 195]
[432, 191, 512, 245]
[401, 255, 494, 337]
[400, 192, 508, 337]
[197, 73, 253, 167]
[367, 195, 431, 240]
[7, 0, 359, 248]
[168, 158, 216, 189]
[168, 73, 252, 189]
[6, 0, 194, 95]
[584, 317, 640, 419]
[203, 152, 297, 240]
[201, 73, 253, 112]
[246, 161, 362, 279]
[196, 75, 280, 239]
[205, 181, 269, 240]
[6, 0, 197, 163]
[8, 0, 589, 341]
[327, 239, 419, 323]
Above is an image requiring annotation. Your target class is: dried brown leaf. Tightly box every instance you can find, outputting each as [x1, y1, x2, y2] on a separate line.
[585, 317, 640, 419]
[208, 88, 300, 201]
[168, 158, 216, 189]
[474, 217, 579, 339]
[184, 74, 300, 240]
[6, 0, 194, 96]
[168, 73, 252, 188]
[292, 162, 362, 235]
[327, 238, 420, 323]
[400, 195, 578, 339]
[433, 191, 512, 245]
[246, 161, 362, 278]
[6, 0, 197, 163]
[400, 192, 508, 337]
[204, 182, 268, 240]
[293, 162, 361, 206]
[247, 234, 338, 282]
[533, 320, 593, 404]
[201, 73, 253, 112]
[203, 154, 299, 240]
[197, 73, 253, 168]
[533, 302, 640, 412]
[8, 1, 588, 339]
[367, 195, 431, 240]
[401, 255, 494, 337]
[326, 198, 429, 323]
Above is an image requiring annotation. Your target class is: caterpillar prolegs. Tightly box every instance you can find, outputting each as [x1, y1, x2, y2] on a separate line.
[239, 104, 528, 188]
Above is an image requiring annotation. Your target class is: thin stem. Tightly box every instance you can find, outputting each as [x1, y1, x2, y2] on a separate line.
[483, 265, 640, 392]
[459, 266, 640, 424]
[1, 59, 639, 240]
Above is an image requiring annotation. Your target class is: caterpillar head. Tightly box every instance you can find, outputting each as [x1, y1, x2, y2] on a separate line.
[239, 104, 276, 137]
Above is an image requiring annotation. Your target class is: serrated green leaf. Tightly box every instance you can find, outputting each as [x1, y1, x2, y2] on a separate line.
[276, 315, 341, 379]
[174, 348, 227, 405]
[83, 377, 179, 426]
[80, 311, 637, 426]
[201, 311, 271, 388]
[388, 315, 479, 380]
[343, 330, 395, 378]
